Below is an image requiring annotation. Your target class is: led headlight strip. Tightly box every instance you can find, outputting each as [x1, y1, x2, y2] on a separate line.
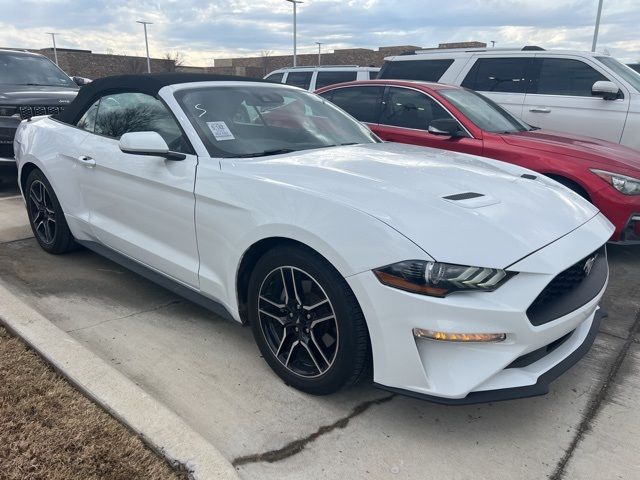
[373, 260, 515, 297]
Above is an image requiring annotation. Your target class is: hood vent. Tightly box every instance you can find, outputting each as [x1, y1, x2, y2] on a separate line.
[442, 191, 500, 209]
[442, 192, 484, 201]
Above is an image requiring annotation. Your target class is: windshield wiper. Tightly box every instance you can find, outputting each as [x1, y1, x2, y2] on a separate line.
[24, 83, 68, 87]
[233, 148, 296, 158]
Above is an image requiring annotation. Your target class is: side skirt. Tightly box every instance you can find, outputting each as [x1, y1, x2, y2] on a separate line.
[76, 240, 237, 323]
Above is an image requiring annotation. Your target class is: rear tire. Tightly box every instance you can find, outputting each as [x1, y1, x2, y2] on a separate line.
[248, 245, 370, 395]
[25, 169, 76, 254]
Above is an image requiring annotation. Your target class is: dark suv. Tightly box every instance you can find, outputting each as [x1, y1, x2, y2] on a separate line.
[0, 49, 80, 178]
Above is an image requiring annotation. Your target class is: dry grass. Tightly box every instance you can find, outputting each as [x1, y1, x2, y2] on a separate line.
[0, 326, 189, 480]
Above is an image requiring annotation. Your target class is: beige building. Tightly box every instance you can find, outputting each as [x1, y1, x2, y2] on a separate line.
[4, 41, 486, 80]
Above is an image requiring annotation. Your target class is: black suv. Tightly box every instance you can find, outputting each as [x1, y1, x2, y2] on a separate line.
[0, 49, 81, 179]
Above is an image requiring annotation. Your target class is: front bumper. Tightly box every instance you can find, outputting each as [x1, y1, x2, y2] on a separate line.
[591, 185, 640, 243]
[375, 308, 604, 405]
[347, 213, 613, 403]
[0, 115, 19, 170]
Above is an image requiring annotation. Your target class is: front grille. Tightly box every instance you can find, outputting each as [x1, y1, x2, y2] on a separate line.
[527, 246, 607, 326]
[19, 105, 65, 120]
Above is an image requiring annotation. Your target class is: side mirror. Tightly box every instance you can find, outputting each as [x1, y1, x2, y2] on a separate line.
[428, 118, 467, 138]
[119, 132, 185, 161]
[72, 76, 92, 86]
[592, 81, 621, 100]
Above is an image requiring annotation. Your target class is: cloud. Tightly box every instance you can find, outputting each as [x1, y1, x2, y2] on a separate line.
[0, 0, 638, 65]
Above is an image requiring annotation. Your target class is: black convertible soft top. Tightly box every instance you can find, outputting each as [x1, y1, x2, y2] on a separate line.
[57, 72, 266, 125]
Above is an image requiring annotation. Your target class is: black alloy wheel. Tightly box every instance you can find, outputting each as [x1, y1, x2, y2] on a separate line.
[248, 245, 370, 395]
[25, 169, 76, 254]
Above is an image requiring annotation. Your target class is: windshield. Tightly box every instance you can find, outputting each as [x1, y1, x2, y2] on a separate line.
[0, 53, 75, 87]
[176, 85, 379, 158]
[440, 88, 531, 133]
[596, 56, 640, 93]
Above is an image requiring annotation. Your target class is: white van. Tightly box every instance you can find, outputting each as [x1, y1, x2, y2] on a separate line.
[379, 47, 640, 150]
[264, 65, 380, 91]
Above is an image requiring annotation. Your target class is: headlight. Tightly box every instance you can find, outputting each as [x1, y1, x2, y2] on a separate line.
[373, 260, 515, 297]
[0, 106, 18, 117]
[591, 169, 640, 195]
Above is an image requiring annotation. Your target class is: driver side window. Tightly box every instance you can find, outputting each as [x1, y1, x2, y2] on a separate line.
[380, 87, 454, 131]
[90, 92, 190, 153]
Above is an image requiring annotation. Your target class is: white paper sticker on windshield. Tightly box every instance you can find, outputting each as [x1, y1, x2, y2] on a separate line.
[207, 121, 235, 141]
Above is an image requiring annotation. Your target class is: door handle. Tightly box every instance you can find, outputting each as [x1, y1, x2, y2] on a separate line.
[529, 107, 551, 113]
[77, 155, 96, 167]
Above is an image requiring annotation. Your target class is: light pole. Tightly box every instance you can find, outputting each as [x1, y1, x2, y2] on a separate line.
[46, 32, 59, 65]
[592, 0, 604, 52]
[136, 20, 153, 73]
[285, 0, 303, 67]
[315, 41, 324, 66]
[490, 40, 496, 48]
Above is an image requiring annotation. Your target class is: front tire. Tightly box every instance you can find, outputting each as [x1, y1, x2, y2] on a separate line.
[248, 246, 370, 395]
[25, 169, 76, 254]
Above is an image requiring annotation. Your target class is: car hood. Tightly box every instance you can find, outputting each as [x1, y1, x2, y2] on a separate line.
[501, 130, 640, 173]
[0, 84, 78, 105]
[223, 143, 599, 269]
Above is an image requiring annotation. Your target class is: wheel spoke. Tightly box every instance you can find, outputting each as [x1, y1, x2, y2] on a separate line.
[259, 308, 286, 325]
[285, 340, 300, 367]
[301, 341, 322, 374]
[302, 298, 329, 311]
[291, 268, 302, 305]
[275, 329, 289, 357]
[310, 331, 330, 366]
[310, 315, 334, 329]
[29, 190, 41, 208]
[38, 182, 46, 205]
[279, 268, 290, 304]
[43, 219, 52, 242]
[259, 295, 285, 309]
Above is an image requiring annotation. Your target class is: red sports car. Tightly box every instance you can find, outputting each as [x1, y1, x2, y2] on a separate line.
[316, 80, 640, 243]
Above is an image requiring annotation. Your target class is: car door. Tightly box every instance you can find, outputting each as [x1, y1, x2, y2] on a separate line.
[318, 85, 385, 131]
[76, 91, 200, 287]
[375, 86, 482, 155]
[521, 56, 629, 142]
[459, 56, 531, 119]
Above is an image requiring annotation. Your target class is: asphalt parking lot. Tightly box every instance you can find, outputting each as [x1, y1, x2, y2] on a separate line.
[0, 181, 639, 480]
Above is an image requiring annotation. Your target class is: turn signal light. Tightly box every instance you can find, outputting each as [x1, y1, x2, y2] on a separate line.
[413, 328, 506, 343]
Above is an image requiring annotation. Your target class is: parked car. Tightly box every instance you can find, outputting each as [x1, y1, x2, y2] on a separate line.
[628, 64, 640, 73]
[316, 80, 640, 244]
[0, 49, 83, 178]
[264, 65, 380, 91]
[378, 47, 640, 150]
[15, 73, 613, 404]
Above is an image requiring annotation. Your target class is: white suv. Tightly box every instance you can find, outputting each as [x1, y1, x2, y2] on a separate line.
[379, 47, 640, 150]
[264, 65, 380, 91]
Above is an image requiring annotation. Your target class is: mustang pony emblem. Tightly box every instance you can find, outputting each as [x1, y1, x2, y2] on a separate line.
[583, 255, 598, 276]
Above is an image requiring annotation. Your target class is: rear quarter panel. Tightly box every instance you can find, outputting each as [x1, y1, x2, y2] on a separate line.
[15, 117, 93, 238]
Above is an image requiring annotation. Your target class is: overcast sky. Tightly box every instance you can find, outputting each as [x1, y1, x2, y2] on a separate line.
[0, 0, 638, 66]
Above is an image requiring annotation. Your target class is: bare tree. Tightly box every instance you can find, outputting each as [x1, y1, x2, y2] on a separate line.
[260, 50, 273, 77]
[163, 51, 186, 72]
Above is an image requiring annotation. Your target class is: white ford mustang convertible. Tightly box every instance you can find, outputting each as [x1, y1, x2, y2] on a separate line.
[14, 73, 614, 404]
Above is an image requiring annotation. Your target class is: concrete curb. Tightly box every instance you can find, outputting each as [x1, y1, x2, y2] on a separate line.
[0, 281, 239, 480]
